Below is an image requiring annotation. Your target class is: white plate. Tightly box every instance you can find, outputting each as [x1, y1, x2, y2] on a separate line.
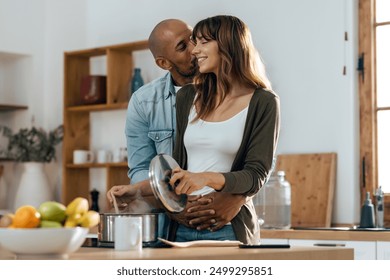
[0, 227, 88, 255]
[158, 237, 242, 248]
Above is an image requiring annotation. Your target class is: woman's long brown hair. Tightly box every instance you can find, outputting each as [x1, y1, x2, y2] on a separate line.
[192, 15, 271, 121]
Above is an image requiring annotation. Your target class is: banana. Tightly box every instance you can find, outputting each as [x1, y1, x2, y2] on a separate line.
[64, 213, 82, 228]
[79, 210, 100, 228]
[65, 197, 89, 216]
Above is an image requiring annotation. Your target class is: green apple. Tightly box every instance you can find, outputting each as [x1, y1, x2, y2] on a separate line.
[38, 201, 66, 223]
[40, 220, 63, 228]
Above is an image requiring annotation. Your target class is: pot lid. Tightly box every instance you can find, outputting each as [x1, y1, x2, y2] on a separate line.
[149, 154, 187, 213]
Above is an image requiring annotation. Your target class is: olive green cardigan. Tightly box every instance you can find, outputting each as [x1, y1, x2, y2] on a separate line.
[173, 84, 280, 244]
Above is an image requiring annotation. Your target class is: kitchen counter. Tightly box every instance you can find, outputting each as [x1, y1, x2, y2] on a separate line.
[0, 245, 353, 260]
[261, 228, 390, 241]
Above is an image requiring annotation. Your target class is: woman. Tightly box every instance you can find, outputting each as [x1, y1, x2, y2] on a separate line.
[169, 15, 280, 244]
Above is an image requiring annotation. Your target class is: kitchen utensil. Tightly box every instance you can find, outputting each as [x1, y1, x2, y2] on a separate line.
[276, 153, 337, 227]
[114, 216, 142, 251]
[96, 149, 112, 163]
[149, 154, 187, 213]
[98, 213, 160, 246]
[73, 150, 94, 164]
[111, 192, 119, 214]
[157, 237, 242, 248]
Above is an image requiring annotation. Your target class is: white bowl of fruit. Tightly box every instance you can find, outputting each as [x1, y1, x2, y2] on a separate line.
[0, 197, 99, 258]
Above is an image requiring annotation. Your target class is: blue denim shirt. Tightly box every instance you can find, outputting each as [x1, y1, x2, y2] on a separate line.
[126, 72, 176, 183]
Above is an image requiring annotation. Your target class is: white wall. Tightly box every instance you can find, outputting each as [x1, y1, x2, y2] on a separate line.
[0, 0, 360, 224]
[0, 0, 47, 210]
[0, 0, 87, 208]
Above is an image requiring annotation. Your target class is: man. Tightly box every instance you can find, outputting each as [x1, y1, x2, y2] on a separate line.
[107, 19, 246, 239]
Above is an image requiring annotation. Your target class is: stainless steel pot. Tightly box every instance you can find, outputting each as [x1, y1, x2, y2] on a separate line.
[98, 213, 160, 246]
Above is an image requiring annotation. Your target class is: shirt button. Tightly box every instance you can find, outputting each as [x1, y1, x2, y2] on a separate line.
[156, 136, 159, 140]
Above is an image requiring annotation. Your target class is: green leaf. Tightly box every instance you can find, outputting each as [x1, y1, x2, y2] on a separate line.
[0, 124, 63, 162]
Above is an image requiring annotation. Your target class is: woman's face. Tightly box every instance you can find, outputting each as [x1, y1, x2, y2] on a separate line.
[192, 36, 220, 75]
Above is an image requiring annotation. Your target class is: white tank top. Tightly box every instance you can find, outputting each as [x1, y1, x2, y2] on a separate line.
[184, 105, 248, 195]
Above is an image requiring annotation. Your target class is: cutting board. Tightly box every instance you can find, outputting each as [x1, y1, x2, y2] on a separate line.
[276, 153, 337, 228]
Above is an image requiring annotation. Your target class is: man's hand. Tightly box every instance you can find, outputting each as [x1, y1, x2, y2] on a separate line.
[186, 192, 246, 231]
[107, 185, 134, 210]
[107, 183, 158, 212]
[166, 195, 202, 228]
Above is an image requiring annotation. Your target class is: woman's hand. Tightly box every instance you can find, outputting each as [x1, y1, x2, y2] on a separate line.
[169, 167, 225, 194]
[169, 167, 207, 194]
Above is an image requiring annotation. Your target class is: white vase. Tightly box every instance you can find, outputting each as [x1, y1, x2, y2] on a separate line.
[14, 162, 53, 210]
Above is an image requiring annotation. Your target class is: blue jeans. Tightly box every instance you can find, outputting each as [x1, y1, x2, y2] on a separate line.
[175, 224, 237, 242]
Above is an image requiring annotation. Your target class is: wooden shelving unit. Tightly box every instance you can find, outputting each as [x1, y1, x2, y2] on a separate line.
[62, 40, 149, 205]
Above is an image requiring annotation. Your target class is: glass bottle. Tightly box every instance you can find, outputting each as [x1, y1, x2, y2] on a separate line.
[254, 170, 291, 229]
[130, 68, 144, 96]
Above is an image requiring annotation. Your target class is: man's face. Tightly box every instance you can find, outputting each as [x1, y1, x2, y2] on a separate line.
[161, 23, 198, 84]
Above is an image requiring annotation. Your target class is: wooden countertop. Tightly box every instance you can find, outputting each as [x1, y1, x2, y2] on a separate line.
[0, 245, 353, 260]
[261, 229, 390, 241]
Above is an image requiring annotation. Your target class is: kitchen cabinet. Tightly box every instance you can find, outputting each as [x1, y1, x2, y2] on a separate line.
[288, 239, 376, 260]
[376, 242, 390, 260]
[62, 40, 149, 205]
[261, 229, 390, 260]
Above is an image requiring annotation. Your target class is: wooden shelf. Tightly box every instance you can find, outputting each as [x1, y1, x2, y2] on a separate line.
[66, 162, 127, 168]
[62, 40, 148, 205]
[0, 104, 28, 112]
[65, 40, 149, 57]
[66, 102, 128, 112]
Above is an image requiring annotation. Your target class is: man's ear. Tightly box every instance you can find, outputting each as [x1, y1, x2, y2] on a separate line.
[155, 57, 172, 70]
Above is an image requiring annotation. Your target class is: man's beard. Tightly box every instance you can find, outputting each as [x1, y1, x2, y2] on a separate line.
[173, 60, 198, 79]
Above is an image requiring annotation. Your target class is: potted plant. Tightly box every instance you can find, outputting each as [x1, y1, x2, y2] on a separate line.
[0, 124, 64, 209]
[0, 125, 63, 162]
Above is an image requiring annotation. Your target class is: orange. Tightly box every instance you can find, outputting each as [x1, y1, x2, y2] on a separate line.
[12, 205, 41, 228]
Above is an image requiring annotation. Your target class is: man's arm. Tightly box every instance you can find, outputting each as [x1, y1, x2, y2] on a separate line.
[126, 94, 156, 183]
